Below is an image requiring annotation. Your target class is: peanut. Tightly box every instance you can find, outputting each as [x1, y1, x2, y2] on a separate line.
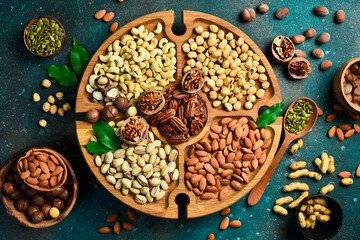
[289, 161, 306, 170]
[314, 158, 322, 171]
[308, 171, 322, 181]
[298, 212, 306, 228]
[327, 155, 335, 173]
[319, 184, 334, 194]
[341, 178, 353, 186]
[289, 139, 303, 154]
[289, 191, 308, 209]
[318, 214, 331, 222]
[283, 182, 309, 192]
[314, 197, 327, 206]
[314, 204, 331, 214]
[320, 152, 329, 173]
[275, 196, 293, 206]
[288, 169, 309, 179]
[273, 205, 288, 216]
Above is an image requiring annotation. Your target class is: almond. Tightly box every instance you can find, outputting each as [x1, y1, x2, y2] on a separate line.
[339, 124, 352, 132]
[356, 164, 360, 177]
[292, 35, 305, 45]
[220, 207, 231, 216]
[320, 60, 332, 71]
[106, 212, 119, 222]
[201, 192, 215, 199]
[349, 111, 360, 120]
[333, 103, 344, 111]
[103, 12, 115, 22]
[338, 171, 351, 178]
[304, 28, 316, 38]
[229, 220, 242, 228]
[336, 128, 344, 141]
[98, 226, 111, 234]
[326, 113, 337, 122]
[94, 9, 106, 20]
[318, 107, 324, 116]
[314, 6, 329, 16]
[123, 222, 136, 231]
[345, 129, 355, 138]
[311, 48, 324, 59]
[354, 124, 360, 133]
[219, 188, 228, 201]
[258, 152, 267, 164]
[211, 124, 222, 134]
[328, 126, 336, 138]
[295, 49, 306, 58]
[127, 208, 137, 221]
[219, 217, 230, 230]
[220, 117, 233, 125]
[317, 32, 330, 44]
[110, 22, 118, 33]
[275, 7, 289, 19]
[335, 10, 345, 23]
[230, 180, 242, 190]
[207, 233, 215, 240]
[113, 221, 121, 234]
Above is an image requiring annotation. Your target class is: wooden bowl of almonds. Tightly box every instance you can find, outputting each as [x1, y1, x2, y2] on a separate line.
[0, 147, 78, 228]
[17, 147, 68, 192]
[23, 15, 66, 57]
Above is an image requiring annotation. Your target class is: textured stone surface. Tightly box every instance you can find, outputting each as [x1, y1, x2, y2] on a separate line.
[0, 0, 359, 239]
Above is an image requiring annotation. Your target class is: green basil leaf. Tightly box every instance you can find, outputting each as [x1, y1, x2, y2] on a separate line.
[257, 96, 289, 128]
[70, 36, 89, 76]
[92, 120, 120, 150]
[83, 141, 112, 154]
[43, 65, 78, 86]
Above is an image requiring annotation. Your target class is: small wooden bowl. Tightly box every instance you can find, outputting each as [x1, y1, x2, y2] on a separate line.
[0, 147, 78, 228]
[137, 89, 165, 115]
[287, 57, 312, 79]
[23, 15, 66, 57]
[271, 35, 295, 63]
[120, 116, 149, 145]
[17, 148, 67, 192]
[295, 194, 343, 240]
[181, 68, 205, 93]
[333, 57, 360, 114]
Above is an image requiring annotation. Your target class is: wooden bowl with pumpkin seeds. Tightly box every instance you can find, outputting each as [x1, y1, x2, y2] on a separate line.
[23, 15, 66, 57]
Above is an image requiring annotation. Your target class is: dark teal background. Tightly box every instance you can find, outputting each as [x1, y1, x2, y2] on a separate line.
[0, 0, 359, 239]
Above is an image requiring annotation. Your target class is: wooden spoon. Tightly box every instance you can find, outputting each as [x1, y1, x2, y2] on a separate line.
[247, 97, 318, 206]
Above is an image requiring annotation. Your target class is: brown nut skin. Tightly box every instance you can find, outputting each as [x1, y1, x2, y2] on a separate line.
[241, 8, 256, 22]
[292, 35, 305, 45]
[58, 187, 71, 200]
[257, 3, 269, 13]
[86, 109, 101, 123]
[25, 189, 39, 197]
[30, 210, 44, 223]
[40, 204, 52, 219]
[320, 60, 333, 71]
[311, 48, 325, 59]
[349, 63, 359, 73]
[101, 105, 119, 121]
[275, 7, 289, 19]
[2, 182, 16, 196]
[44, 187, 63, 200]
[51, 197, 65, 210]
[9, 189, 22, 200]
[317, 33, 330, 44]
[114, 96, 128, 111]
[295, 50, 306, 58]
[314, 6, 329, 16]
[304, 28, 316, 39]
[335, 10, 345, 23]
[32, 193, 48, 206]
[27, 205, 40, 217]
[15, 197, 30, 212]
[20, 183, 30, 192]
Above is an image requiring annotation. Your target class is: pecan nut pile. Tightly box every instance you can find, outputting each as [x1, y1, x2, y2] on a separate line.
[148, 87, 208, 143]
[123, 118, 146, 141]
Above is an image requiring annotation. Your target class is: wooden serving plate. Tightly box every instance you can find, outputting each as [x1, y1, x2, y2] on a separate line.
[0, 147, 78, 228]
[75, 11, 282, 219]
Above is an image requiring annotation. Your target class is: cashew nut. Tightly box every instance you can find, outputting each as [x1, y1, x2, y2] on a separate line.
[146, 38, 158, 51]
[106, 67, 120, 74]
[150, 49, 163, 58]
[110, 56, 124, 68]
[112, 40, 121, 52]
[99, 52, 113, 62]
[120, 34, 134, 45]
[144, 32, 155, 42]
[154, 22, 163, 34]
[166, 47, 176, 58]
[139, 29, 148, 39]
[133, 49, 148, 62]
[89, 74, 97, 88]
[159, 38, 168, 48]
[162, 42, 175, 53]
[131, 25, 145, 36]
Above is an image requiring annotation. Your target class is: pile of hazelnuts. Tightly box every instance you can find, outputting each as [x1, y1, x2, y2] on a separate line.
[2, 162, 72, 224]
[86, 96, 130, 123]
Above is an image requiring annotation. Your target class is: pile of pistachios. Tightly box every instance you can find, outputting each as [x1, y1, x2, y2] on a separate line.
[285, 100, 313, 134]
[25, 17, 64, 56]
[93, 120, 179, 204]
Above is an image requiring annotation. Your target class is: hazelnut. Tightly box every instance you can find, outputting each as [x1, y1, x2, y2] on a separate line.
[86, 109, 101, 123]
[52, 197, 65, 210]
[41, 204, 52, 219]
[9, 189, 22, 200]
[2, 182, 16, 196]
[114, 96, 128, 111]
[59, 187, 71, 200]
[30, 210, 44, 223]
[349, 63, 359, 73]
[32, 193, 48, 206]
[102, 105, 118, 120]
[27, 205, 40, 217]
[15, 196, 30, 212]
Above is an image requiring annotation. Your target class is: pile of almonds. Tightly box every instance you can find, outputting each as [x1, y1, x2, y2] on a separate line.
[185, 117, 272, 200]
[98, 208, 137, 234]
[94, 9, 118, 32]
[207, 207, 241, 240]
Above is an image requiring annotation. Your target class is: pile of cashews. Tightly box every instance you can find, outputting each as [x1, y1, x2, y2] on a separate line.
[86, 23, 176, 105]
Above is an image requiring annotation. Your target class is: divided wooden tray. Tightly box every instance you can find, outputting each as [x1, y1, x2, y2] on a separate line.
[75, 10, 283, 219]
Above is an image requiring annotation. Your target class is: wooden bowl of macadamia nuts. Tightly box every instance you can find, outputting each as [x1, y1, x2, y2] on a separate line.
[333, 57, 360, 114]
[0, 147, 78, 228]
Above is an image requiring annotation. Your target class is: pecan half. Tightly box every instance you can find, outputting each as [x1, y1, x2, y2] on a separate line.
[168, 134, 189, 144]
[169, 117, 188, 134]
[184, 100, 196, 118]
[190, 118, 205, 136]
[168, 99, 179, 111]
[157, 109, 176, 124]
